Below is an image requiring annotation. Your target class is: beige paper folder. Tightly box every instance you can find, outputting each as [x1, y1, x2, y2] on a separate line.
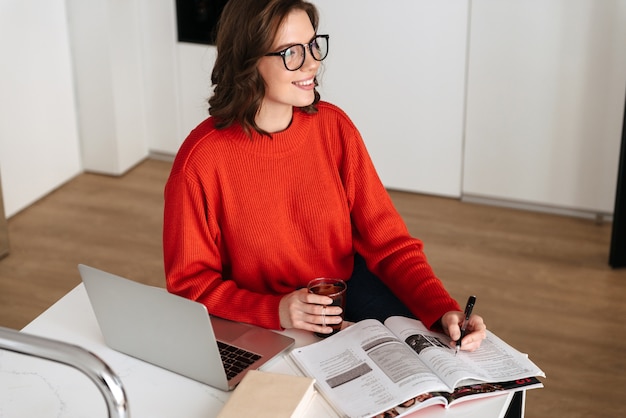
[217, 370, 316, 418]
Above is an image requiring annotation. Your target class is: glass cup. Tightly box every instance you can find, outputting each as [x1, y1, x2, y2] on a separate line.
[307, 278, 347, 338]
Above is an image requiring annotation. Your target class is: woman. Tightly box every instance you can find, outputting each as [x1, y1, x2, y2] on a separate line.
[163, 0, 486, 351]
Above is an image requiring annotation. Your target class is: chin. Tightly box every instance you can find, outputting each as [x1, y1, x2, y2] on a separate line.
[294, 90, 316, 106]
[293, 96, 315, 108]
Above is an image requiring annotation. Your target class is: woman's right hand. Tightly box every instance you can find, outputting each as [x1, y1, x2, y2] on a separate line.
[278, 288, 343, 334]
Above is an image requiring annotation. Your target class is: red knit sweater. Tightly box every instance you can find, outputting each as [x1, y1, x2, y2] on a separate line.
[163, 102, 460, 330]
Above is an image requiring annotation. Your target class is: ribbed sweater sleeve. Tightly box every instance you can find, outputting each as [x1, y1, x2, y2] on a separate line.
[163, 102, 459, 330]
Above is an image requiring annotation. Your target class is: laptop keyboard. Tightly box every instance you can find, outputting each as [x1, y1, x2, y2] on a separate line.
[217, 341, 262, 380]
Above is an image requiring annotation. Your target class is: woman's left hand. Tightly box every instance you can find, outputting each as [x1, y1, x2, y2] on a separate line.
[440, 311, 487, 352]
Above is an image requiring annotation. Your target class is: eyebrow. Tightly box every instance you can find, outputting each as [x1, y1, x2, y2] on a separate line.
[271, 33, 317, 52]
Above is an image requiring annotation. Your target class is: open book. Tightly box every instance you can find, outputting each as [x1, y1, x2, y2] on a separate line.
[290, 316, 544, 418]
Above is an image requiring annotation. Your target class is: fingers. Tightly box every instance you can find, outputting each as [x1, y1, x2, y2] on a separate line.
[441, 311, 487, 352]
[457, 318, 487, 352]
[304, 291, 334, 307]
[310, 305, 343, 335]
[304, 302, 343, 334]
[441, 311, 463, 340]
[278, 289, 343, 333]
[451, 332, 479, 351]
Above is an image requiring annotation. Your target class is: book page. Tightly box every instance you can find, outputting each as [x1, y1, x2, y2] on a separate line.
[290, 319, 449, 418]
[384, 316, 545, 389]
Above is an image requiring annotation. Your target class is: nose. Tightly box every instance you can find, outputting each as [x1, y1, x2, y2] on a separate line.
[301, 47, 320, 71]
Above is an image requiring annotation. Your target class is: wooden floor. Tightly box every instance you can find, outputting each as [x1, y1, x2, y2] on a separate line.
[1, 158, 624, 417]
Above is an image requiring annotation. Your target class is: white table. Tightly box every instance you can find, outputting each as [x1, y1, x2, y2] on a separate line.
[0, 284, 518, 417]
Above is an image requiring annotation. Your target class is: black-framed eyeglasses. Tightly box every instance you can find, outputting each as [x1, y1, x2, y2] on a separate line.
[265, 34, 329, 71]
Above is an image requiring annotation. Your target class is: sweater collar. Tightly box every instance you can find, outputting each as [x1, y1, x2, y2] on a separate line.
[235, 108, 312, 156]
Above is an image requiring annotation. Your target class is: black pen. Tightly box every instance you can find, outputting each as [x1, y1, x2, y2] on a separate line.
[455, 295, 476, 356]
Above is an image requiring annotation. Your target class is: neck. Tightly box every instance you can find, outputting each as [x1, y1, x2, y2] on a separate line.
[255, 104, 293, 133]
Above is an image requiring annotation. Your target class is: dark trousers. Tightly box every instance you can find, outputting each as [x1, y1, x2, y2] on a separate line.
[344, 254, 415, 323]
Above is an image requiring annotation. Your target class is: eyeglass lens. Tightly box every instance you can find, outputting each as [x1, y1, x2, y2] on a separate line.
[283, 35, 329, 71]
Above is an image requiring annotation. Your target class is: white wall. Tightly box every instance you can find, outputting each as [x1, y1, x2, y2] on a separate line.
[463, 0, 626, 214]
[0, 0, 82, 217]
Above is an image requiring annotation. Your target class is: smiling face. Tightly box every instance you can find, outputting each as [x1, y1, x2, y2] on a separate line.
[256, 9, 320, 133]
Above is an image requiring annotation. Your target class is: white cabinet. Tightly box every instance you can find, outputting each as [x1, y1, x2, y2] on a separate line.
[0, 0, 82, 217]
[0, 171, 8, 258]
[169, 0, 471, 197]
[463, 0, 626, 213]
[66, 0, 150, 175]
[313, 0, 469, 197]
[3, 1, 625, 218]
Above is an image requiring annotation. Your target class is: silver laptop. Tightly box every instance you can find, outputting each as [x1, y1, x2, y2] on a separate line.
[78, 264, 295, 391]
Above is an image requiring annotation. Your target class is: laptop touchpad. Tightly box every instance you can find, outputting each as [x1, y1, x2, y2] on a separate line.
[210, 316, 253, 343]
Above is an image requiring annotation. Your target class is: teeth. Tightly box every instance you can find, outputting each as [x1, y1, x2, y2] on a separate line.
[294, 79, 314, 86]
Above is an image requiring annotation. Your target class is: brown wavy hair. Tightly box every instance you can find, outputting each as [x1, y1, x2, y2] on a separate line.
[208, 0, 321, 136]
